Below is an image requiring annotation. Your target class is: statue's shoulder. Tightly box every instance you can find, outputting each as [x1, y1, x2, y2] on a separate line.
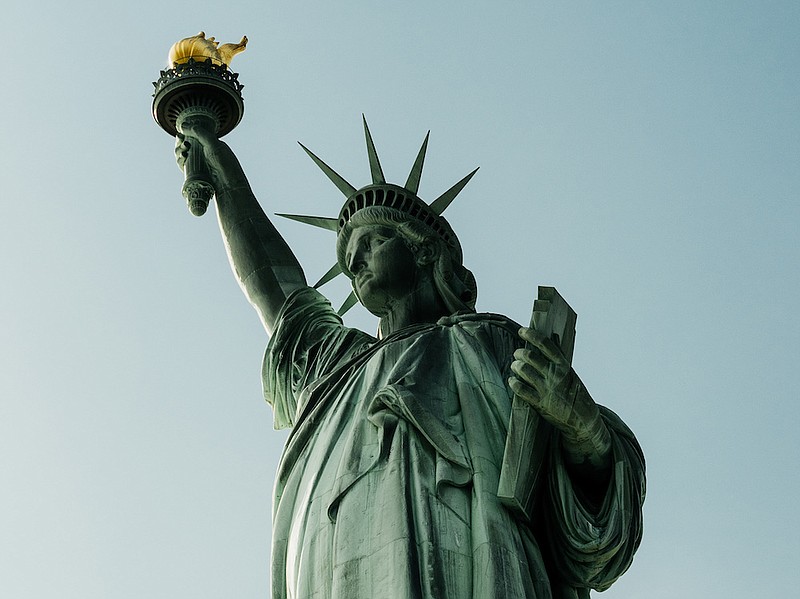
[436, 312, 521, 347]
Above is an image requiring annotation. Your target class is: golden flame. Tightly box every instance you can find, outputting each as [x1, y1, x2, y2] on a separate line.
[168, 32, 248, 67]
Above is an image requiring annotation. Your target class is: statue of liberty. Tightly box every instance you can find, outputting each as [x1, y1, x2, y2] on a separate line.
[173, 117, 645, 599]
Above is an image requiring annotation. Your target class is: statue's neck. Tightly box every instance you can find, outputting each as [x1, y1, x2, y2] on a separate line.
[378, 280, 449, 337]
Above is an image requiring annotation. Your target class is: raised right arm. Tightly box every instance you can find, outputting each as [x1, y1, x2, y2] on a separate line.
[176, 123, 308, 335]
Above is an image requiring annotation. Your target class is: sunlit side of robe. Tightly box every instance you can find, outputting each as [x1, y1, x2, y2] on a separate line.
[262, 288, 645, 599]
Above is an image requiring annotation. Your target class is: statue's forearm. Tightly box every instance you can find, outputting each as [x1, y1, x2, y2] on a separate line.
[559, 374, 612, 473]
[208, 147, 307, 334]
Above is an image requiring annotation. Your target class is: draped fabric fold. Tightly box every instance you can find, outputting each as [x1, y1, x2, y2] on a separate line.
[262, 287, 644, 599]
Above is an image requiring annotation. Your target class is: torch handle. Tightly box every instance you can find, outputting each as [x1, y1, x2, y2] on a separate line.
[181, 143, 215, 217]
[176, 111, 219, 217]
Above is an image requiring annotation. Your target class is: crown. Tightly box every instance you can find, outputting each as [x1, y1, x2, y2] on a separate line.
[278, 116, 478, 315]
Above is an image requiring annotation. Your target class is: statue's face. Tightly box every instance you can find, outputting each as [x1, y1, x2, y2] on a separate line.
[344, 224, 421, 316]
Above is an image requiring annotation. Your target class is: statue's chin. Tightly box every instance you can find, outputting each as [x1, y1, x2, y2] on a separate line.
[361, 297, 392, 318]
[358, 289, 398, 319]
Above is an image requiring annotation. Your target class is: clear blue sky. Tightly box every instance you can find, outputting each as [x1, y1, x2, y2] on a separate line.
[2, 2, 798, 597]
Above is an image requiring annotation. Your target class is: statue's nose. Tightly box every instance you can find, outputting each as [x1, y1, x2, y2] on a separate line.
[348, 247, 367, 275]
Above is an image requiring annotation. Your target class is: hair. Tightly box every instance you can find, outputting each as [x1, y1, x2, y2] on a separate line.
[336, 206, 477, 315]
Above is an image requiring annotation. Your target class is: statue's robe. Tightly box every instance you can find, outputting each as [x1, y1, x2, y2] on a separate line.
[263, 288, 645, 599]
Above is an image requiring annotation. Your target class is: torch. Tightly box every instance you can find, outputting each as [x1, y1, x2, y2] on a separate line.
[152, 32, 247, 216]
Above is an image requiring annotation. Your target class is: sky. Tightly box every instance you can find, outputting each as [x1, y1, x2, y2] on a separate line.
[2, 1, 798, 597]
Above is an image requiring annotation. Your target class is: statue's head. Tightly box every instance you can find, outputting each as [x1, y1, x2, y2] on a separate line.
[336, 204, 477, 317]
[281, 117, 478, 319]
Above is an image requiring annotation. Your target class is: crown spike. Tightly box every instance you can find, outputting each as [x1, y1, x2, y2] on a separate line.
[275, 213, 339, 231]
[404, 131, 429, 195]
[298, 142, 356, 197]
[429, 167, 479, 215]
[362, 115, 386, 185]
[338, 291, 360, 316]
[313, 263, 343, 288]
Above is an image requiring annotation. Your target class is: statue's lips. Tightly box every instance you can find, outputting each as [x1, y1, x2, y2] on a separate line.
[355, 272, 372, 290]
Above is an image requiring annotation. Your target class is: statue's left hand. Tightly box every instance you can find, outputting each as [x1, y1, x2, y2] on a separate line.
[509, 327, 611, 469]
